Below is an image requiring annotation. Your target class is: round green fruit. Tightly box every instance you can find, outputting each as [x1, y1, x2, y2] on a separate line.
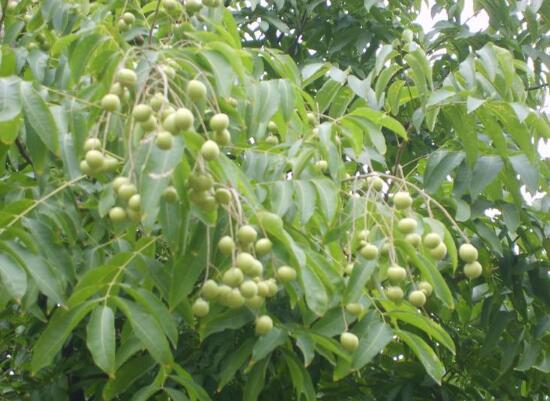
[126, 208, 142, 223]
[128, 194, 141, 211]
[209, 113, 229, 132]
[156, 130, 173, 150]
[163, 186, 178, 202]
[174, 107, 194, 130]
[464, 261, 483, 279]
[217, 285, 232, 306]
[408, 290, 427, 307]
[340, 332, 359, 352]
[101, 94, 120, 112]
[423, 232, 441, 249]
[117, 183, 138, 202]
[367, 176, 384, 191]
[257, 211, 283, 230]
[141, 116, 157, 132]
[214, 129, 231, 146]
[132, 104, 152, 122]
[218, 236, 235, 256]
[185, 0, 203, 13]
[222, 267, 244, 288]
[162, 65, 176, 80]
[84, 137, 102, 151]
[276, 266, 297, 283]
[187, 79, 207, 101]
[237, 225, 257, 245]
[201, 279, 219, 300]
[360, 244, 379, 260]
[162, 113, 179, 134]
[162, 0, 178, 10]
[255, 238, 272, 256]
[102, 156, 119, 172]
[387, 265, 407, 282]
[214, 188, 231, 204]
[201, 140, 220, 161]
[255, 315, 273, 336]
[236, 252, 255, 273]
[266, 279, 278, 297]
[386, 286, 404, 302]
[195, 174, 214, 191]
[418, 281, 433, 296]
[256, 281, 269, 297]
[85, 150, 105, 170]
[307, 112, 316, 125]
[116, 68, 137, 86]
[240, 281, 258, 299]
[80, 160, 92, 176]
[249, 260, 263, 277]
[430, 243, 447, 260]
[345, 303, 363, 316]
[110, 82, 123, 96]
[267, 121, 278, 133]
[405, 233, 421, 247]
[393, 191, 412, 209]
[149, 93, 164, 111]
[113, 176, 129, 192]
[245, 295, 264, 309]
[265, 135, 279, 145]
[459, 243, 478, 263]
[192, 298, 209, 317]
[315, 160, 328, 172]
[109, 207, 127, 223]
[344, 263, 354, 275]
[117, 19, 128, 31]
[358, 229, 370, 241]
[227, 289, 245, 309]
[397, 217, 417, 234]
[122, 12, 135, 25]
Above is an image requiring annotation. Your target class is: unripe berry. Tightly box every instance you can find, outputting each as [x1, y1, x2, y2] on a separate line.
[340, 332, 359, 352]
[358, 229, 370, 241]
[276, 266, 297, 283]
[84, 137, 102, 151]
[116, 68, 137, 86]
[128, 194, 141, 211]
[237, 225, 257, 245]
[117, 183, 138, 201]
[163, 0, 178, 11]
[201, 140, 220, 161]
[248, 260, 263, 277]
[423, 232, 441, 249]
[214, 129, 231, 146]
[418, 281, 433, 296]
[240, 281, 258, 299]
[405, 233, 422, 247]
[141, 116, 157, 132]
[174, 107, 194, 130]
[344, 263, 354, 275]
[430, 243, 447, 260]
[386, 286, 404, 301]
[101, 94, 120, 112]
[345, 303, 363, 316]
[307, 112, 316, 125]
[245, 295, 264, 309]
[387, 265, 407, 282]
[227, 288, 245, 308]
[192, 298, 209, 317]
[266, 279, 278, 297]
[109, 207, 127, 223]
[397, 217, 417, 234]
[360, 244, 378, 260]
[367, 176, 384, 191]
[215, 188, 231, 204]
[201, 279, 219, 300]
[222, 267, 244, 287]
[85, 150, 105, 170]
[255, 238, 272, 256]
[186, 0, 203, 13]
[113, 176, 129, 192]
[408, 290, 427, 307]
[149, 93, 164, 111]
[156, 130, 173, 150]
[315, 160, 328, 172]
[464, 261, 482, 279]
[256, 281, 269, 297]
[255, 315, 273, 335]
[162, 113, 179, 134]
[393, 191, 412, 209]
[163, 186, 178, 202]
[187, 79, 207, 101]
[80, 160, 92, 175]
[265, 135, 279, 145]
[133, 104, 152, 122]
[209, 113, 229, 132]
[459, 243, 478, 263]
[235, 252, 255, 272]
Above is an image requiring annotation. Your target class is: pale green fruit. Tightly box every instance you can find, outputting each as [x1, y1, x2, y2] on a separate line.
[174, 107, 194, 130]
[315, 160, 328, 172]
[113, 176, 130, 192]
[209, 113, 229, 132]
[162, 0, 178, 10]
[405, 233, 422, 247]
[265, 135, 279, 145]
[117, 183, 138, 202]
[386, 286, 404, 301]
[163, 186, 178, 202]
[201, 140, 220, 161]
[255, 238, 272, 256]
[214, 129, 231, 146]
[222, 267, 244, 287]
[240, 281, 258, 299]
[192, 298, 209, 317]
[255, 315, 273, 335]
[149, 93, 164, 111]
[418, 281, 433, 296]
[122, 12, 135, 25]
[85, 150, 105, 170]
[237, 225, 257, 245]
[459, 243, 478, 263]
[358, 229, 370, 241]
[162, 113, 179, 134]
[393, 191, 412, 209]
[266, 279, 278, 297]
[464, 261, 482, 279]
[430, 243, 447, 260]
[109, 207, 127, 223]
[201, 279, 219, 300]
[276, 266, 297, 283]
[80, 160, 92, 175]
[408, 290, 427, 307]
[187, 79, 207, 100]
[185, 0, 203, 13]
[102, 156, 119, 172]
[217, 285, 232, 306]
[345, 303, 363, 316]
[126, 208, 142, 223]
[256, 281, 269, 297]
[215, 188, 231, 204]
[367, 176, 384, 191]
[155, 130, 173, 150]
[340, 332, 359, 352]
[344, 263, 354, 275]
[423, 233, 441, 249]
[236, 252, 255, 273]
[227, 288, 245, 308]
[101, 94, 120, 112]
[397, 217, 417, 234]
[128, 194, 141, 211]
[84, 137, 102, 151]
[110, 82, 124, 96]
[116, 68, 137, 86]
[249, 260, 263, 277]
[387, 265, 407, 282]
[141, 116, 157, 132]
[245, 295, 265, 309]
[360, 244, 378, 260]
[267, 121, 278, 133]
[307, 112, 316, 125]
[133, 104, 152, 122]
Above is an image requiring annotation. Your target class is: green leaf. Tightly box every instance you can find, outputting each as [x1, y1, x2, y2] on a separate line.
[281, 349, 316, 401]
[300, 261, 329, 316]
[0, 76, 21, 121]
[423, 151, 464, 193]
[470, 156, 504, 198]
[113, 297, 173, 365]
[0, 253, 27, 301]
[351, 317, 393, 370]
[243, 356, 269, 401]
[252, 327, 288, 363]
[510, 154, 539, 193]
[20, 81, 60, 155]
[86, 305, 116, 377]
[344, 258, 376, 303]
[130, 384, 161, 401]
[218, 338, 254, 391]
[397, 330, 446, 384]
[294, 180, 316, 225]
[349, 107, 408, 139]
[31, 301, 96, 373]
[103, 355, 155, 401]
[312, 178, 339, 222]
[199, 308, 254, 340]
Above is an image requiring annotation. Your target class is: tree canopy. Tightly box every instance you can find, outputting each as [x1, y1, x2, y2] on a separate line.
[0, 0, 549, 400]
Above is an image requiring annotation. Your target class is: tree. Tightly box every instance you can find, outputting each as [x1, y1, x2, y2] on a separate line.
[0, 0, 549, 400]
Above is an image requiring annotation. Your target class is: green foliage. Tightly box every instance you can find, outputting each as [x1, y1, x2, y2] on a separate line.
[0, 0, 549, 401]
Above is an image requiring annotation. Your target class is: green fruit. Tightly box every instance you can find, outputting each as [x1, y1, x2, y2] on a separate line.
[109, 207, 127, 223]
[163, 186, 178, 202]
[393, 191, 412, 209]
[84, 137, 102, 151]
[423, 233, 441, 249]
[345, 303, 363, 316]
[267, 121, 278, 133]
[402, 28, 413, 42]
[240, 281, 258, 298]
[174, 107, 194, 130]
[430, 243, 447, 260]
[245, 295, 264, 309]
[214, 129, 231, 146]
[315, 160, 328, 172]
[127, 208, 142, 223]
[237, 225, 257, 245]
[101, 94, 120, 112]
[201, 140, 220, 161]
[141, 116, 157, 132]
[85, 150, 105, 170]
[408, 290, 427, 307]
[113, 176, 129, 192]
[201, 280, 219, 300]
[116, 68, 137, 86]
[307, 112, 316, 125]
[358, 229, 369, 241]
[156, 130, 173, 150]
[255, 238, 272, 256]
[227, 288, 245, 308]
[199, 195, 217, 212]
[214, 238, 233, 258]
[340, 332, 359, 352]
[117, 19, 128, 31]
[162, 113, 179, 134]
[163, 0, 178, 10]
[150, 93, 164, 111]
[255, 315, 273, 335]
[187, 79, 207, 100]
[110, 82, 123, 96]
[192, 298, 209, 317]
[397, 217, 417, 234]
[257, 211, 283, 230]
[459, 243, 478, 263]
[122, 12, 135, 24]
[386, 286, 404, 301]
[249, 260, 263, 277]
[80, 160, 92, 175]
[195, 174, 214, 191]
[209, 113, 229, 132]
[214, 188, 231, 204]
[186, 0, 203, 13]
[405, 233, 421, 247]
[235, 253, 253, 272]
[360, 244, 378, 260]
[464, 261, 482, 279]
[128, 194, 141, 211]
[162, 65, 176, 79]
[266, 279, 278, 297]
[217, 285, 232, 305]
[387, 265, 407, 282]
[276, 266, 297, 283]
[344, 263, 354, 275]
[265, 135, 279, 145]
[102, 156, 119, 172]
[222, 267, 244, 287]
[117, 183, 138, 201]
[256, 281, 269, 297]
[367, 176, 384, 191]
[132, 104, 152, 122]
[418, 281, 433, 296]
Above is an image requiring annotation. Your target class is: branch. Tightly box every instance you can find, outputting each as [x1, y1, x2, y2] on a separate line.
[526, 82, 548, 91]
[0, 0, 9, 39]
[148, 0, 162, 45]
[15, 137, 34, 168]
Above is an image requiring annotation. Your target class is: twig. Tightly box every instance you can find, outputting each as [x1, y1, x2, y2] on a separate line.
[15, 137, 34, 169]
[0, 0, 8, 39]
[526, 82, 548, 91]
[148, 0, 162, 45]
